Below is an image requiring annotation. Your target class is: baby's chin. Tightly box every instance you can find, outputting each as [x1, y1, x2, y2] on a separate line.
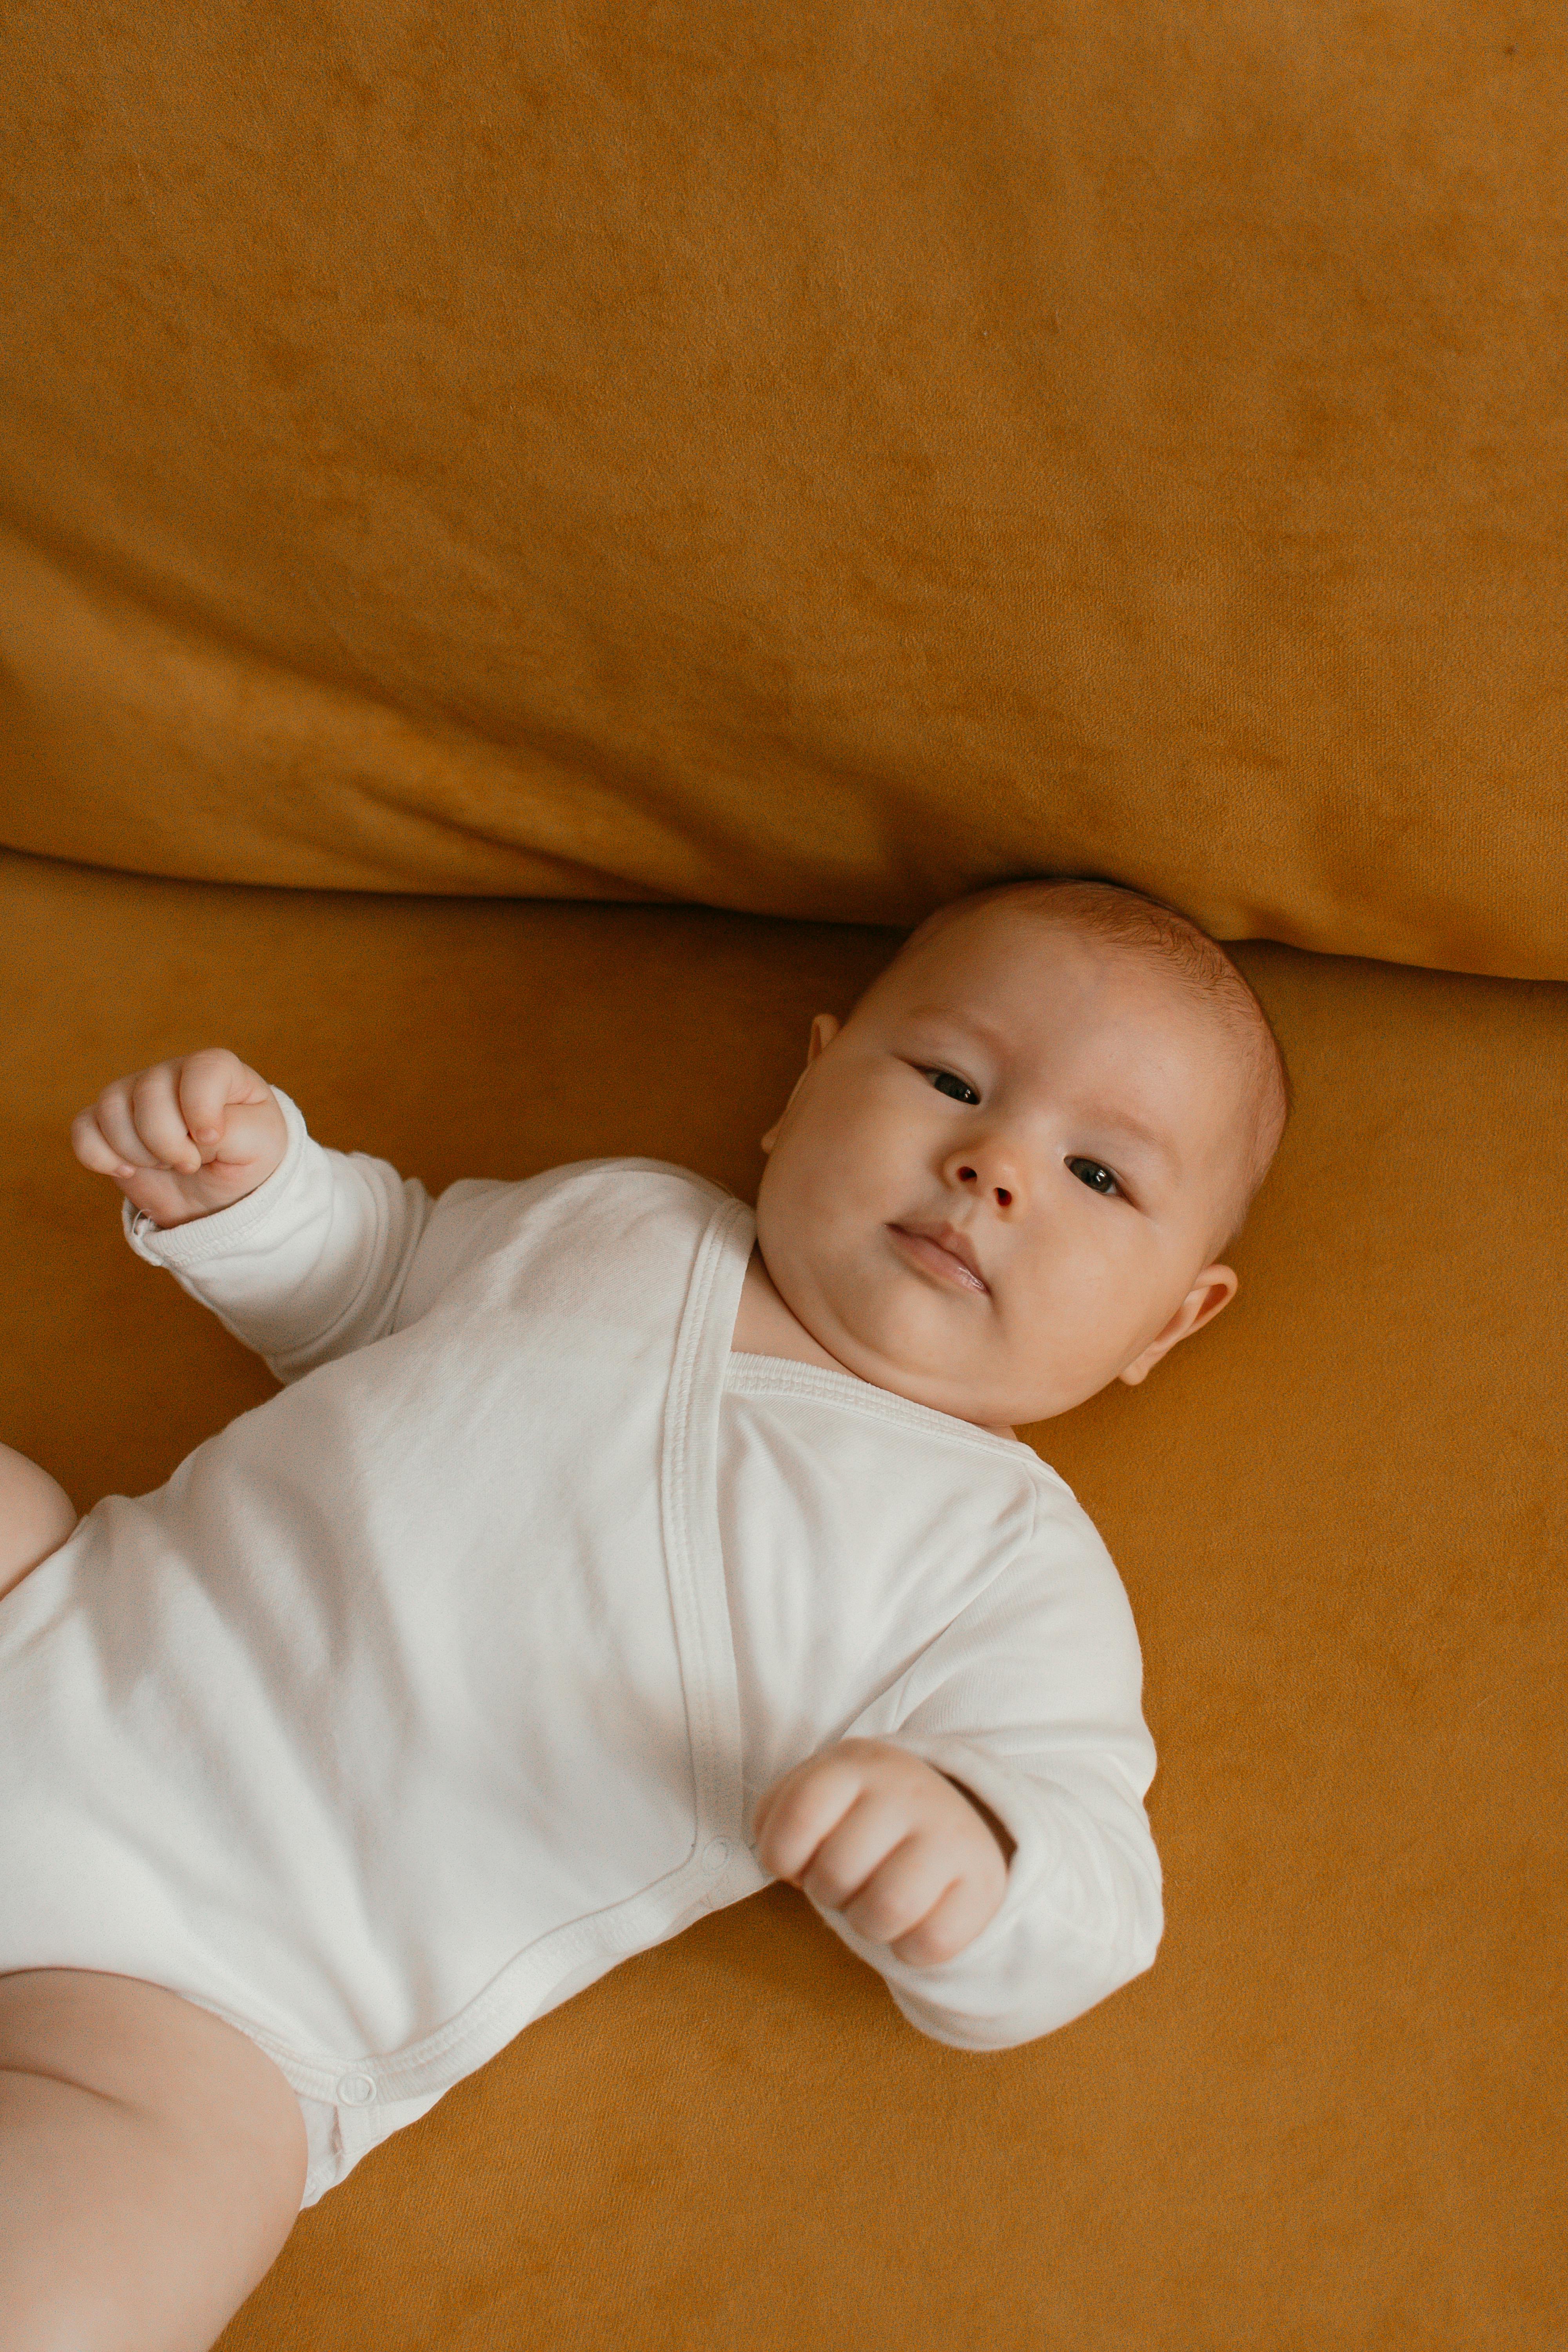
[811, 1277, 1125, 1428]
[803, 1269, 1017, 1423]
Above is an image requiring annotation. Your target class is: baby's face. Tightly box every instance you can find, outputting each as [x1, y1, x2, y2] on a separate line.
[754, 908, 1250, 1431]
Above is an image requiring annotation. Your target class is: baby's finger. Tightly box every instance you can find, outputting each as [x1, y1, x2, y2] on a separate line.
[69, 1105, 140, 1180]
[175, 1047, 256, 1144]
[129, 1065, 204, 1172]
[837, 1835, 959, 1949]
[887, 1870, 1001, 1969]
[86, 1082, 167, 1172]
[753, 1756, 865, 1884]
[797, 1791, 912, 1913]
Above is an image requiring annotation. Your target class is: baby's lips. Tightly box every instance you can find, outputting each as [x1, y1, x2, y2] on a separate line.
[889, 1222, 990, 1294]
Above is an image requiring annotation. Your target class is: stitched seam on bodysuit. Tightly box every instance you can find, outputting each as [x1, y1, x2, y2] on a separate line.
[661, 1198, 753, 1837]
[724, 1352, 1065, 1479]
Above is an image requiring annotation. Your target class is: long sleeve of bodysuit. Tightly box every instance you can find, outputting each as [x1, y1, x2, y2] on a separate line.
[122, 1089, 511, 1382]
[819, 1492, 1165, 2052]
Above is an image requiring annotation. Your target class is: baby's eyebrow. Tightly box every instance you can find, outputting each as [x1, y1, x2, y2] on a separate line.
[903, 1005, 1011, 1056]
[1078, 1108, 1183, 1179]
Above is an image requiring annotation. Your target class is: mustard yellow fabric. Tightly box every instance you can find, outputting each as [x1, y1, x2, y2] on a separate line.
[4, 848, 1561, 2348]
[4, 6, 1566, 976]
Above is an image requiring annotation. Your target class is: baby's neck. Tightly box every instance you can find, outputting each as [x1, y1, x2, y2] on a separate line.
[729, 1248, 1016, 1441]
[730, 1247, 850, 1375]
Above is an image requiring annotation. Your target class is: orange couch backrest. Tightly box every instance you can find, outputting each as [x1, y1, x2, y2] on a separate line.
[2, 3, 1564, 978]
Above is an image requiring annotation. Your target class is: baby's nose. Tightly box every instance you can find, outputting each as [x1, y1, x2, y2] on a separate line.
[956, 1164, 1013, 1208]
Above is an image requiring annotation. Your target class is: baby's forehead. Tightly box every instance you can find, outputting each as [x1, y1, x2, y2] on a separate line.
[886, 908, 1236, 1055]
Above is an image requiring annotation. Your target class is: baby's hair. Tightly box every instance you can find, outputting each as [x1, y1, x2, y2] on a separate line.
[889, 875, 1291, 1254]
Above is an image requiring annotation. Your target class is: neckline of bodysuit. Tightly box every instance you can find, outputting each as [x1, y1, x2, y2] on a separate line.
[723, 1350, 1035, 1459]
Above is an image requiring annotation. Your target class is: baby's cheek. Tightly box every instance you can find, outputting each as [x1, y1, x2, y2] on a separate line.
[1011, 1254, 1156, 1413]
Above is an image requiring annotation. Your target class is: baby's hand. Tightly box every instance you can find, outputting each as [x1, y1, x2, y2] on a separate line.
[70, 1049, 288, 1230]
[752, 1738, 1011, 1967]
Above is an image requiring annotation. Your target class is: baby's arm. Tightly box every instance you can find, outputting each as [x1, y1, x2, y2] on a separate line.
[71, 1048, 459, 1379]
[754, 1508, 1163, 2051]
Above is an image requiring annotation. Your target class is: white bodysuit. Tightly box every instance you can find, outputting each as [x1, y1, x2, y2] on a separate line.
[0, 1095, 1162, 2203]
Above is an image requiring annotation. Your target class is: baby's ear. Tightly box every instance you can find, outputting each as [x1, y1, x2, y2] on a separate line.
[1118, 1265, 1238, 1386]
[762, 1014, 842, 1151]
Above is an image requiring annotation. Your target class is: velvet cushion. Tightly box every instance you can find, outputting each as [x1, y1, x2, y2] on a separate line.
[4, 846, 1561, 2348]
[3, 4, 1566, 975]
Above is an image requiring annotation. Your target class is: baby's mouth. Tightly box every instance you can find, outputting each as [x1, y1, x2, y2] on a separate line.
[886, 1222, 990, 1296]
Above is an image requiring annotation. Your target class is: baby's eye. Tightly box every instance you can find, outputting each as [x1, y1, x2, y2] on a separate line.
[924, 1069, 980, 1105]
[1067, 1157, 1121, 1197]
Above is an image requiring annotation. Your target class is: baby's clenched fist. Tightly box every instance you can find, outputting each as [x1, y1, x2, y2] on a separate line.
[752, 1738, 1013, 1967]
[71, 1049, 287, 1231]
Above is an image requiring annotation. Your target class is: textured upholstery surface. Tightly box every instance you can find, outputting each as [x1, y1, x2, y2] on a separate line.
[5, 848, 1562, 2350]
[4, 4, 1567, 975]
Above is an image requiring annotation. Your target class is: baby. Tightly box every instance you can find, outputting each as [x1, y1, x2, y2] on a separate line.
[0, 877, 1286, 2351]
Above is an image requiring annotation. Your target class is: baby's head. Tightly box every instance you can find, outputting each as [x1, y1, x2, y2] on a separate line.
[754, 878, 1289, 1432]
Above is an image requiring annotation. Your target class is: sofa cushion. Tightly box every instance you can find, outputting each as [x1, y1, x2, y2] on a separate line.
[4, 847, 1561, 2348]
[3, 6, 1566, 976]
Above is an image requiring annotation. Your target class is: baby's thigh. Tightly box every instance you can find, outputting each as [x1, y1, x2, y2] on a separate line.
[0, 1443, 78, 1600]
[0, 1968, 307, 2352]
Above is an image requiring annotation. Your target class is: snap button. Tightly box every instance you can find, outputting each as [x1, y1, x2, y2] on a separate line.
[336, 2072, 376, 2107]
[702, 1837, 732, 1871]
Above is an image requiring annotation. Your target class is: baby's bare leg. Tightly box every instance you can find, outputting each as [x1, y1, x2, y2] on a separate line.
[0, 1969, 307, 2352]
[0, 1444, 79, 1601]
